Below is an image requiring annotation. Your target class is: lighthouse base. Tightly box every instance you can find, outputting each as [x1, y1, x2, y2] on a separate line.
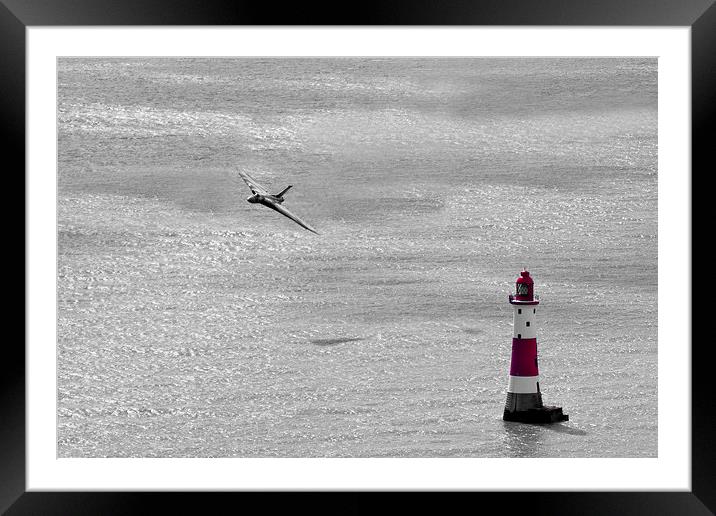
[503, 405, 568, 424]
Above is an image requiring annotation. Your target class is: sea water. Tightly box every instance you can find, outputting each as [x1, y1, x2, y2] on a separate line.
[57, 58, 657, 457]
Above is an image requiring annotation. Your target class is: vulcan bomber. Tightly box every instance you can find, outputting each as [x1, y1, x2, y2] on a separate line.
[237, 169, 319, 235]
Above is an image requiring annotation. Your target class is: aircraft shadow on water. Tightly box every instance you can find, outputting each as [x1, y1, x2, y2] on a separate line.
[237, 169, 319, 235]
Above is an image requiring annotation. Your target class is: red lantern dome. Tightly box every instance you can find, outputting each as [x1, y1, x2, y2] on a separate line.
[509, 270, 539, 305]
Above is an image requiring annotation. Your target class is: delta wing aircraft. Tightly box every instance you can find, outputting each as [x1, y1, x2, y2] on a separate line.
[237, 170, 319, 235]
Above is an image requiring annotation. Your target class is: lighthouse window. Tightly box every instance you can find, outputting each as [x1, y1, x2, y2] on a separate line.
[517, 334, 521, 339]
[517, 283, 528, 295]
[533, 309, 536, 314]
[526, 321, 530, 327]
[518, 309, 522, 314]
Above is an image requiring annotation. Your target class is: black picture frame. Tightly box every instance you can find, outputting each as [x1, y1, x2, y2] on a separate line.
[6, 0, 710, 513]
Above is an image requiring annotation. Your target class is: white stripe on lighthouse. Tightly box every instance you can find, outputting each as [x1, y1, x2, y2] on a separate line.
[507, 375, 539, 394]
[513, 306, 537, 339]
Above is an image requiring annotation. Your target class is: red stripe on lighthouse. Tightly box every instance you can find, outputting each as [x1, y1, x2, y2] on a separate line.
[509, 338, 539, 377]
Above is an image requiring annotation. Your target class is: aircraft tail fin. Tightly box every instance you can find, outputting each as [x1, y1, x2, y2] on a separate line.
[275, 185, 292, 198]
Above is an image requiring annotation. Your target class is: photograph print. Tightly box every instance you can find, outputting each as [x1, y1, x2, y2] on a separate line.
[57, 57, 657, 458]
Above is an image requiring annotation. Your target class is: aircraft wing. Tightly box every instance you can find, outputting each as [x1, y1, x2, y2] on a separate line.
[264, 200, 319, 234]
[238, 169, 269, 196]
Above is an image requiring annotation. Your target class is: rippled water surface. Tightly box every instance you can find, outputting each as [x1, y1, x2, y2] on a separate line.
[57, 58, 657, 457]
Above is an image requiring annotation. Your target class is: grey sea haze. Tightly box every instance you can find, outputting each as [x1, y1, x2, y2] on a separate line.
[57, 58, 657, 458]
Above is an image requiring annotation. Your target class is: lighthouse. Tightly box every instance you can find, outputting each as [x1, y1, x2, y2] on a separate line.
[503, 270, 568, 423]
